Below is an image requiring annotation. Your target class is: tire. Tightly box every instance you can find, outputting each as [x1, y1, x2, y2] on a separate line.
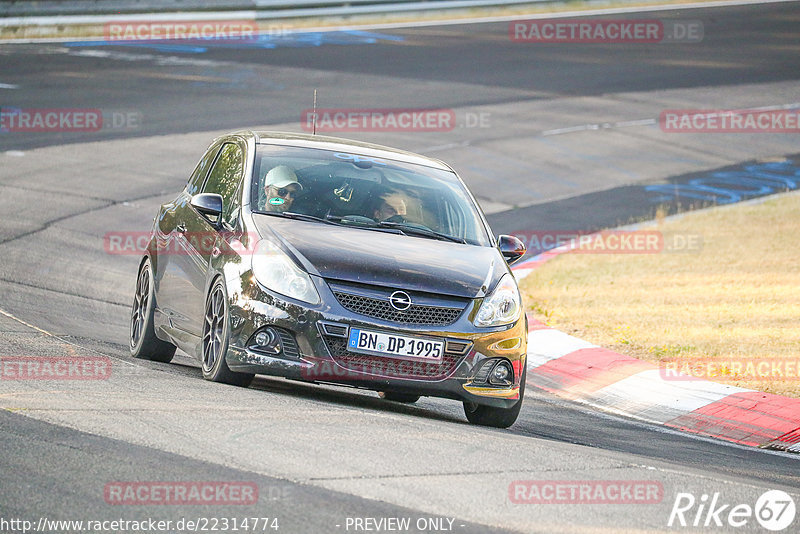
[463, 364, 526, 428]
[130, 257, 176, 363]
[379, 391, 420, 403]
[201, 278, 254, 388]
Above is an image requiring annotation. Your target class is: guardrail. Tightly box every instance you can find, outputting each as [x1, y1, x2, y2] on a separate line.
[255, 0, 552, 20]
[0, 1, 253, 17]
[1, 0, 551, 18]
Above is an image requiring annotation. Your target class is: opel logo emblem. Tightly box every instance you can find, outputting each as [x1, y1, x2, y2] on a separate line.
[389, 291, 412, 311]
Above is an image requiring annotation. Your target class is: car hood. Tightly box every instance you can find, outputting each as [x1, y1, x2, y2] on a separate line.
[252, 215, 505, 298]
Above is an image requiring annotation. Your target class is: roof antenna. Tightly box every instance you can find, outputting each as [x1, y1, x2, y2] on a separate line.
[312, 89, 318, 136]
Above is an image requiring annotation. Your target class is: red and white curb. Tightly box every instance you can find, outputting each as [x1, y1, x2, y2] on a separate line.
[512, 251, 800, 453]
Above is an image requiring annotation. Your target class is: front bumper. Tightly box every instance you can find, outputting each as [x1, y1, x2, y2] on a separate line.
[224, 273, 527, 408]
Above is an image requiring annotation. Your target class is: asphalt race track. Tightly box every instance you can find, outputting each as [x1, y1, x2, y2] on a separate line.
[1, 1, 800, 532]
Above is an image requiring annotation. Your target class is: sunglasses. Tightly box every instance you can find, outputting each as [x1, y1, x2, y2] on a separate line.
[271, 186, 298, 198]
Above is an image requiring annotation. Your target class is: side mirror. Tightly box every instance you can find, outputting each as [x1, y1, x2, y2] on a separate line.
[191, 193, 223, 224]
[498, 235, 526, 265]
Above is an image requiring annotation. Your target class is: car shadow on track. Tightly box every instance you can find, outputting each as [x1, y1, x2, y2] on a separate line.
[255, 375, 465, 423]
[152, 351, 469, 425]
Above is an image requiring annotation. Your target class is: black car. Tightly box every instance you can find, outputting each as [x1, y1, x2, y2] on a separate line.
[129, 131, 528, 427]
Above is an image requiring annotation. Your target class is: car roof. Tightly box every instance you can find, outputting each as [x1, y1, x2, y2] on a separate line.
[228, 130, 453, 172]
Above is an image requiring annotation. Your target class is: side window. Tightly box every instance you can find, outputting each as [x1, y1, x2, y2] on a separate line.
[202, 143, 244, 226]
[186, 145, 221, 195]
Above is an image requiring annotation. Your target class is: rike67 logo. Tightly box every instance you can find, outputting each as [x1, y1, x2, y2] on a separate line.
[668, 490, 796, 531]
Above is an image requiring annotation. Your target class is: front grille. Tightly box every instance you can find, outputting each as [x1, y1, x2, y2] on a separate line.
[333, 292, 464, 326]
[322, 335, 465, 380]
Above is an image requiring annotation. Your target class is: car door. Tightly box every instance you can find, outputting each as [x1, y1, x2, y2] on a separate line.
[162, 141, 246, 336]
[155, 141, 221, 329]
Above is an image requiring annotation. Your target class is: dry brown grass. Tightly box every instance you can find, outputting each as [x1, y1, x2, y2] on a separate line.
[520, 192, 800, 397]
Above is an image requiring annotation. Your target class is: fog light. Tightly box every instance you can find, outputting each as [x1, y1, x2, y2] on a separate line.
[488, 361, 513, 386]
[255, 331, 272, 346]
[250, 327, 282, 355]
[493, 365, 509, 382]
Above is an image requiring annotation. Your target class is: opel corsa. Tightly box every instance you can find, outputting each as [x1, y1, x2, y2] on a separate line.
[129, 131, 528, 427]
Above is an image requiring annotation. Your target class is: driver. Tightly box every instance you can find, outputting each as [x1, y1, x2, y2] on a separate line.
[372, 192, 407, 222]
[263, 165, 302, 213]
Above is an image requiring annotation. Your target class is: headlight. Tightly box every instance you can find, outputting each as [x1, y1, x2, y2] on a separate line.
[474, 274, 521, 327]
[251, 240, 320, 305]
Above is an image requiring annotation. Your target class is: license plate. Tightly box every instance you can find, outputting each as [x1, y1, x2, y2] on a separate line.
[347, 328, 444, 362]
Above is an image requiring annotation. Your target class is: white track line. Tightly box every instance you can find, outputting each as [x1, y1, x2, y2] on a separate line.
[0, 308, 138, 368]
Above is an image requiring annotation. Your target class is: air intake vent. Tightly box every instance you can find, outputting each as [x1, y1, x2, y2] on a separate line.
[319, 321, 348, 338]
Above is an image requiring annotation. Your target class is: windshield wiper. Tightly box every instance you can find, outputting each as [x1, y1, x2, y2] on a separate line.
[259, 211, 341, 226]
[323, 214, 406, 235]
[326, 214, 375, 225]
[376, 221, 467, 244]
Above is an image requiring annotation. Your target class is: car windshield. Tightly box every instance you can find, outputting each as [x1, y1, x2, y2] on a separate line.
[251, 144, 491, 246]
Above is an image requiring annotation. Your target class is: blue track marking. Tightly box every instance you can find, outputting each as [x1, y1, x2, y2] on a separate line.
[63, 30, 404, 54]
[645, 160, 800, 205]
[487, 156, 800, 259]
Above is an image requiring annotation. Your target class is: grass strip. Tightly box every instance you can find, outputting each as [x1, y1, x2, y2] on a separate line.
[520, 191, 800, 398]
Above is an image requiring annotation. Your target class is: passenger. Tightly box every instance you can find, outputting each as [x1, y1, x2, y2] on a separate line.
[372, 192, 407, 222]
[263, 165, 302, 213]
